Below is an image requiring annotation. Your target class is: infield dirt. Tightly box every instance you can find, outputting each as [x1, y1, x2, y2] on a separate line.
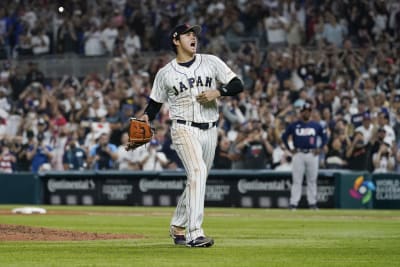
[0, 209, 144, 241]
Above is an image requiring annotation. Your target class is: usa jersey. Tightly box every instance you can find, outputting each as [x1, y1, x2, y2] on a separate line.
[281, 120, 328, 150]
[150, 54, 236, 123]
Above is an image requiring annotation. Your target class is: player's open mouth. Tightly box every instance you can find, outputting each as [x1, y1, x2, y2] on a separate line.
[190, 42, 196, 47]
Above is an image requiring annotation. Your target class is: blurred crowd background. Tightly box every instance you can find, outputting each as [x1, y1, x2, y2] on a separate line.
[0, 0, 399, 174]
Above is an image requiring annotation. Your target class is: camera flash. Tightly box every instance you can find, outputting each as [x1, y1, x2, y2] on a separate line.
[58, 6, 64, 13]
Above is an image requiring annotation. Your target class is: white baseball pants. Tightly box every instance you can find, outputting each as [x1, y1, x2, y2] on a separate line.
[170, 122, 217, 242]
[290, 152, 319, 206]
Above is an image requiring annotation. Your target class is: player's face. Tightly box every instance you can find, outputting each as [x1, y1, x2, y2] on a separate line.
[301, 109, 312, 121]
[177, 31, 197, 55]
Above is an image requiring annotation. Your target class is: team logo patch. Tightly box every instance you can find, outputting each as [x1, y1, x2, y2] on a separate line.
[349, 176, 375, 204]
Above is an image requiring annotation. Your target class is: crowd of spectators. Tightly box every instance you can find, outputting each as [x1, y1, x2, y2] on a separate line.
[0, 0, 400, 174]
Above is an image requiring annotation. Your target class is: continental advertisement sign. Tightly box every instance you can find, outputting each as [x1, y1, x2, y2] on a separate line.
[39, 170, 336, 208]
[29, 170, 400, 209]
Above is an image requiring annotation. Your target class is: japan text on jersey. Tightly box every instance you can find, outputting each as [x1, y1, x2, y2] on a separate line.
[172, 76, 213, 96]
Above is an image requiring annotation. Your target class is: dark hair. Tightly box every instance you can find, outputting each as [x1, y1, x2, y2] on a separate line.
[27, 130, 35, 138]
[171, 35, 179, 54]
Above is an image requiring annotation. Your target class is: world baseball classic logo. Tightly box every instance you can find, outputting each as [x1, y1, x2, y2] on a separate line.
[349, 176, 375, 204]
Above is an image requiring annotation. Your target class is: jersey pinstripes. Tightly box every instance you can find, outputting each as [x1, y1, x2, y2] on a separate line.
[169, 122, 218, 240]
[150, 54, 236, 123]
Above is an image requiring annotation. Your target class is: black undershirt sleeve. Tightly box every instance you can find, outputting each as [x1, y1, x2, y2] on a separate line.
[144, 99, 162, 121]
[218, 77, 244, 96]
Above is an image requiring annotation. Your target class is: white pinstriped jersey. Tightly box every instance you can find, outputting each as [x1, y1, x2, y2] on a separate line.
[150, 54, 237, 122]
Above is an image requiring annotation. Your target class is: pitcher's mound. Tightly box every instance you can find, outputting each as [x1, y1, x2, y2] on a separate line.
[0, 224, 144, 241]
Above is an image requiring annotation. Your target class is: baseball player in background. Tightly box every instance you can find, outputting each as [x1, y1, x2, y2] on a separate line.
[281, 101, 327, 210]
[140, 23, 243, 247]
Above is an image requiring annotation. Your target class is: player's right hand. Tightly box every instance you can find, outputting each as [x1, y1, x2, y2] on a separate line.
[196, 90, 220, 104]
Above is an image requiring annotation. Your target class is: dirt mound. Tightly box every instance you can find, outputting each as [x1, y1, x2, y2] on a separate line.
[0, 224, 143, 241]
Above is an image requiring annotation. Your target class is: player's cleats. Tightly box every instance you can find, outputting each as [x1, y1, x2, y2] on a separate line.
[309, 204, 319, 210]
[289, 204, 297, 211]
[186, 236, 214, 248]
[170, 226, 186, 245]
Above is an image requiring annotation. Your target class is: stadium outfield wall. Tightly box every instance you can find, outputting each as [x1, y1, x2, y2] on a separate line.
[0, 170, 399, 209]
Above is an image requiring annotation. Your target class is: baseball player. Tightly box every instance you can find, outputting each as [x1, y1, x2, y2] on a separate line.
[140, 24, 243, 247]
[281, 101, 327, 210]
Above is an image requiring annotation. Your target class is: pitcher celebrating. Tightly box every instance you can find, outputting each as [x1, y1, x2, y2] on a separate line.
[140, 24, 243, 247]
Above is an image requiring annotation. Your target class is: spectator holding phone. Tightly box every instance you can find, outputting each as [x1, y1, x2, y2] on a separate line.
[88, 133, 118, 170]
[372, 141, 395, 173]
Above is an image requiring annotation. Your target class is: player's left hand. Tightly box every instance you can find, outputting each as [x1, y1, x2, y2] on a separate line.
[196, 90, 221, 104]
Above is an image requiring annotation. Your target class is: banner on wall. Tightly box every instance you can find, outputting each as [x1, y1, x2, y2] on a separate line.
[373, 174, 400, 209]
[40, 170, 336, 208]
[334, 172, 373, 209]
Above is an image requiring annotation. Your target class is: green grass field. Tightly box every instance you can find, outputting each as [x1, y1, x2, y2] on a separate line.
[0, 205, 399, 267]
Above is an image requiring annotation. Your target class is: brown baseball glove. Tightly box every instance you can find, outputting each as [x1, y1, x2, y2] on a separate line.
[125, 118, 154, 151]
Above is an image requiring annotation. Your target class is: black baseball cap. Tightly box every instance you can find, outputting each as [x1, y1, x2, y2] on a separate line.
[301, 101, 312, 112]
[170, 24, 201, 41]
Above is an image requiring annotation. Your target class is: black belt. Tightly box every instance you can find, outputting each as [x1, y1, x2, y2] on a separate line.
[296, 148, 314, 153]
[176, 120, 217, 130]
